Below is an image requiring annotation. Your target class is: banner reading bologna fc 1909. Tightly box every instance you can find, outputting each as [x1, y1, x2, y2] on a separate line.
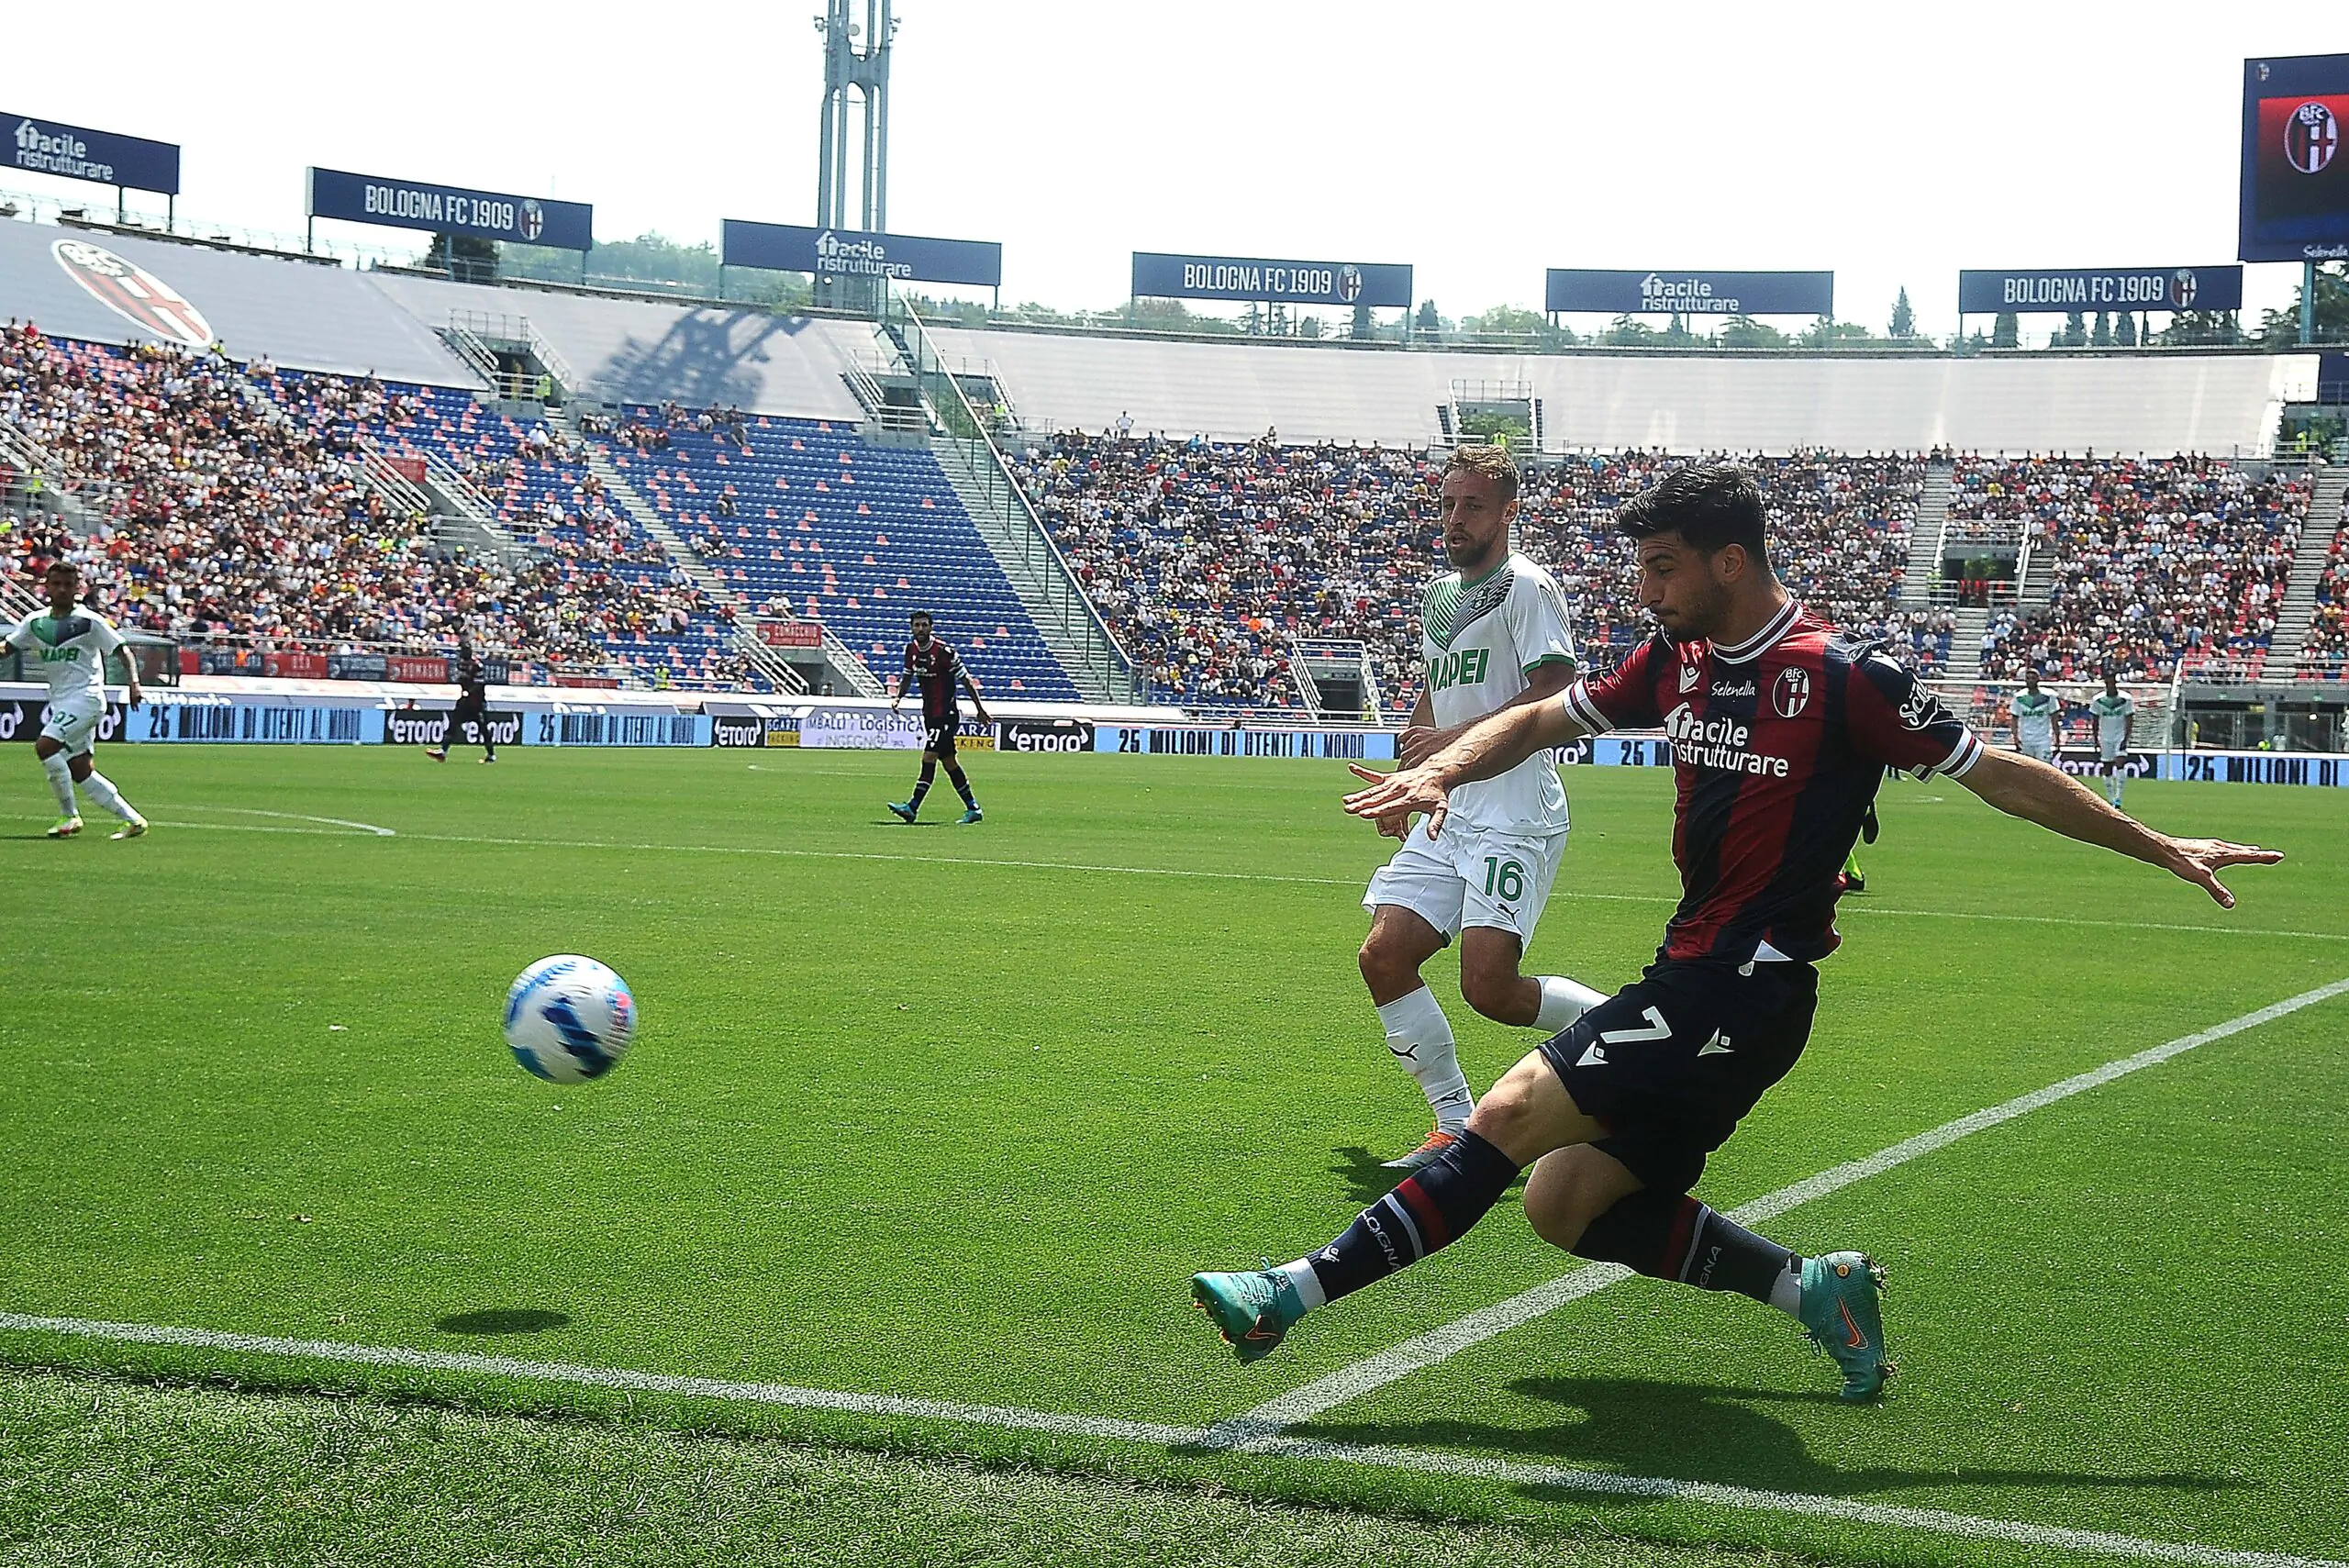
[1956, 266, 2243, 315]
[1130, 252, 1412, 308]
[2241, 53, 2349, 262]
[7, 112, 179, 195]
[306, 167, 594, 251]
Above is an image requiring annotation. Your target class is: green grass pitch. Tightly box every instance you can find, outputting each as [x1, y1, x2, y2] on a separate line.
[2, 745, 2345, 1567]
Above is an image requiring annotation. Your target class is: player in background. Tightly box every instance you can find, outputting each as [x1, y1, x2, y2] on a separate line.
[2010, 669, 2060, 763]
[1192, 465, 2278, 1399]
[2088, 671, 2135, 806]
[1360, 445, 1605, 1173]
[888, 610, 993, 825]
[425, 639, 496, 763]
[6, 561, 146, 839]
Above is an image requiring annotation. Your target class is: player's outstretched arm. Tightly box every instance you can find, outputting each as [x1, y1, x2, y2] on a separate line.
[1344, 695, 1586, 840]
[1955, 748, 2282, 908]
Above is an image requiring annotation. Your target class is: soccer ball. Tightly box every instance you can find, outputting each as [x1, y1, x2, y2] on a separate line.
[504, 955, 636, 1083]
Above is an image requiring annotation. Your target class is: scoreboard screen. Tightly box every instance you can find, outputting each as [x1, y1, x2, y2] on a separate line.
[2242, 54, 2349, 262]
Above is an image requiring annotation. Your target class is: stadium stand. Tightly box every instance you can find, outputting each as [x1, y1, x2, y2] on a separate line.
[0, 325, 748, 682]
[2302, 512, 2348, 680]
[1016, 435, 1929, 711]
[1965, 458, 2310, 682]
[597, 405, 1081, 698]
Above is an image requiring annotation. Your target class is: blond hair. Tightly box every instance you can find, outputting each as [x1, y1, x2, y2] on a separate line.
[1442, 445, 1520, 506]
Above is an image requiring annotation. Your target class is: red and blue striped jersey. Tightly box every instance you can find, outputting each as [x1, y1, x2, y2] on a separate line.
[1563, 600, 1983, 963]
[904, 638, 963, 722]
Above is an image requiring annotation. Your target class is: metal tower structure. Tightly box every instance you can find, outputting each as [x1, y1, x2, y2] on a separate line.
[814, 0, 896, 237]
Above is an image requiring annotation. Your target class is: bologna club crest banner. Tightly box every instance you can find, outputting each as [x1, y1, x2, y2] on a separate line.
[2241, 55, 2349, 261]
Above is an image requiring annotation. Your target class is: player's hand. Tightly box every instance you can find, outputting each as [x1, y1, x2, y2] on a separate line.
[2161, 836, 2284, 908]
[126, 686, 144, 709]
[1397, 725, 1442, 768]
[1345, 762, 1452, 840]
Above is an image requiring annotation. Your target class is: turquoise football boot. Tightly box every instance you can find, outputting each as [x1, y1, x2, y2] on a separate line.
[1798, 1251, 1893, 1401]
[885, 800, 918, 823]
[957, 806, 984, 825]
[1190, 1264, 1308, 1364]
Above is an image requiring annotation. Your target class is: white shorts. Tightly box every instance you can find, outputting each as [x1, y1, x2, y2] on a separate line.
[1364, 825, 1566, 945]
[2099, 742, 2127, 765]
[2018, 737, 2054, 763]
[40, 698, 104, 760]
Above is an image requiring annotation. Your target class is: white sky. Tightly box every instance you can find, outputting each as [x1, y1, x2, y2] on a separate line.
[5, 3, 2340, 338]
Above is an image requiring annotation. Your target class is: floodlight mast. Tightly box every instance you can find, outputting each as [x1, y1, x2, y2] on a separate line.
[814, 0, 896, 308]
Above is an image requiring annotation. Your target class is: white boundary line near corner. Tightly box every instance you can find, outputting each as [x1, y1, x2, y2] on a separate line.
[11, 812, 2343, 947]
[176, 806, 397, 837]
[1222, 975, 2349, 1438]
[0, 1312, 2337, 1568]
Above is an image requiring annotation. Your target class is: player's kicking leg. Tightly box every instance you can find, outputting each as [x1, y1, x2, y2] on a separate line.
[1194, 962, 1891, 1400]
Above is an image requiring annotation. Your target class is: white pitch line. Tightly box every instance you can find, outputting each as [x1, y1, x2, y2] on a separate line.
[179, 806, 397, 837]
[1226, 974, 2349, 1436]
[15, 813, 2341, 946]
[0, 1312, 2334, 1568]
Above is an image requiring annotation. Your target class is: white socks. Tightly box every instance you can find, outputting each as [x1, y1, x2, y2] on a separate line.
[1534, 975, 1608, 1033]
[80, 770, 137, 822]
[1376, 985, 1472, 1129]
[41, 752, 77, 816]
[1768, 1262, 1805, 1318]
[1275, 1258, 1327, 1310]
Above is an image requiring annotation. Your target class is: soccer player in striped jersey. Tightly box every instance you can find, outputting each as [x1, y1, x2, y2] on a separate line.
[6, 562, 147, 839]
[887, 611, 992, 825]
[1193, 465, 2279, 1400]
[1360, 446, 1606, 1173]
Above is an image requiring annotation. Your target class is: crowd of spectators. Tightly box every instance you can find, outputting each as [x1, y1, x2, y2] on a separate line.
[2301, 503, 2348, 677]
[0, 326, 746, 684]
[1015, 432, 1927, 710]
[1964, 456, 2308, 681]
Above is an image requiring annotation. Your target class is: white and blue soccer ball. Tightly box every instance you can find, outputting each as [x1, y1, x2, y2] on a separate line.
[504, 955, 636, 1083]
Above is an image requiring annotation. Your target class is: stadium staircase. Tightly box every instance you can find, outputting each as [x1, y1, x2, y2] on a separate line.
[1899, 460, 1954, 606]
[2273, 462, 2347, 676]
[1944, 605, 1990, 680]
[543, 407, 823, 695]
[879, 295, 1141, 703]
[0, 417, 96, 537]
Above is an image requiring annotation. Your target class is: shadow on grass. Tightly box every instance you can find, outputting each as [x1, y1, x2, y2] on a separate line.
[434, 1308, 572, 1335]
[1296, 1375, 2249, 1500]
[1329, 1146, 1529, 1207]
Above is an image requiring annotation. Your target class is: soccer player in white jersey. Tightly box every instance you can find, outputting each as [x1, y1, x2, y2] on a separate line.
[2010, 668, 2059, 763]
[1359, 446, 1606, 1172]
[6, 562, 147, 839]
[2088, 671, 2136, 807]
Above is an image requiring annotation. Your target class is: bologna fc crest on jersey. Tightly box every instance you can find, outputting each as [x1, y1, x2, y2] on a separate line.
[2287, 101, 2339, 176]
[1773, 665, 1811, 718]
[1678, 660, 1702, 694]
[1338, 264, 1364, 305]
[2169, 269, 2198, 309]
[50, 239, 213, 349]
[520, 199, 546, 242]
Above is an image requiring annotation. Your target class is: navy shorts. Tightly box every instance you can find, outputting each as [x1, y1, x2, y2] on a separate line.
[923, 718, 958, 756]
[1538, 958, 1820, 1195]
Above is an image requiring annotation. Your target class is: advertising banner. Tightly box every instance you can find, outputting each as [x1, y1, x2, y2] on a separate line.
[527, 710, 707, 748]
[2241, 55, 2349, 261]
[1093, 725, 1395, 760]
[1544, 269, 1833, 317]
[382, 706, 522, 748]
[133, 695, 377, 744]
[7, 113, 179, 195]
[998, 718, 1096, 753]
[756, 619, 824, 650]
[710, 712, 767, 748]
[386, 654, 449, 683]
[1956, 266, 2243, 315]
[2168, 750, 2349, 786]
[721, 220, 1001, 287]
[1130, 252, 1412, 308]
[262, 651, 329, 679]
[307, 167, 594, 251]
